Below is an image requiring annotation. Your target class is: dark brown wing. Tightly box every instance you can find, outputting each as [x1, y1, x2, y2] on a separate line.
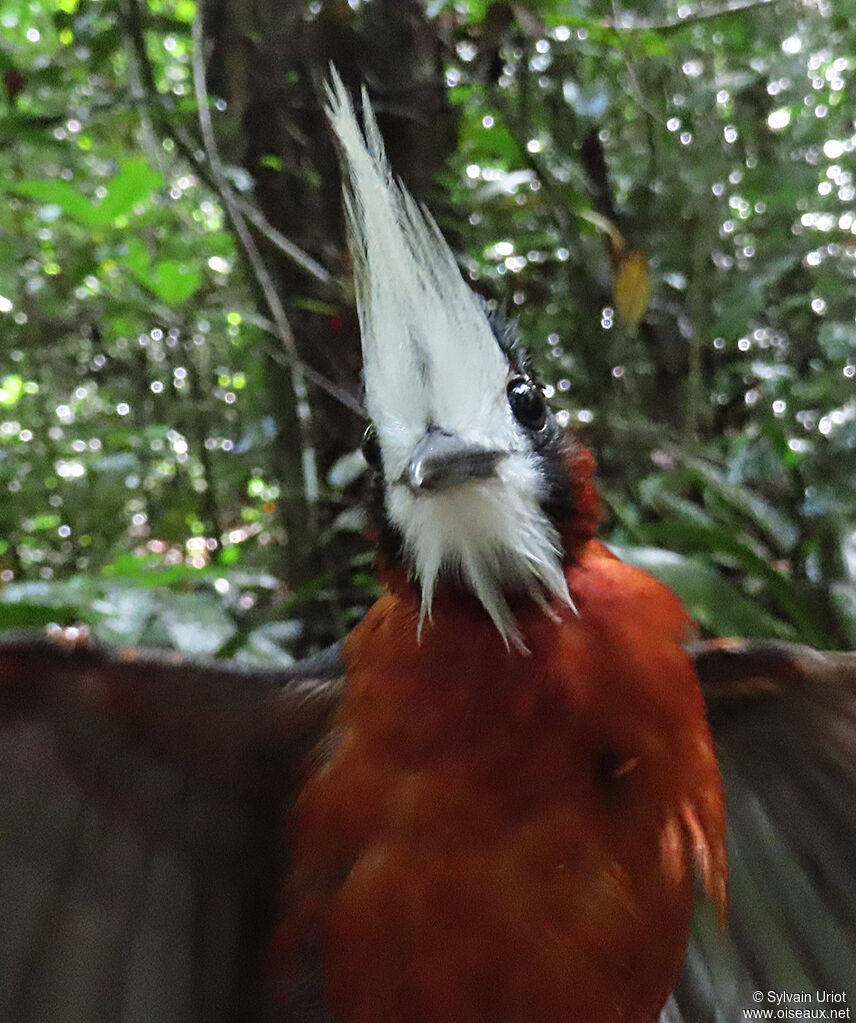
[667, 640, 856, 1023]
[0, 630, 344, 1023]
[7, 631, 855, 1023]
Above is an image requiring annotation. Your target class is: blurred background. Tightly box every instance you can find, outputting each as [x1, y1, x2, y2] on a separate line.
[0, 0, 854, 662]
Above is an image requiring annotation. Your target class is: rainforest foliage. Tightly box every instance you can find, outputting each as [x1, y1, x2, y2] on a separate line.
[1, 0, 854, 659]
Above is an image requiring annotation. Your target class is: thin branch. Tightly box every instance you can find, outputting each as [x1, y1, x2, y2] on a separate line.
[604, 0, 776, 33]
[146, 118, 358, 417]
[189, 15, 321, 511]
[124, 0, 158, 96]
[126, 0, 331, 289]
[189, 17, 293, 363]
[609, 0, 669, 129]
[243, 312, 364, 416]
[146, 129, 357, 414]
[123, 0, 360, 427]
[488, 86, 578, 243]
[230, 195, 333, 287]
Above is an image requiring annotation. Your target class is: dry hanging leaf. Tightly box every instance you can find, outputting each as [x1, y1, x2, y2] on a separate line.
[613, 250, 650, 326]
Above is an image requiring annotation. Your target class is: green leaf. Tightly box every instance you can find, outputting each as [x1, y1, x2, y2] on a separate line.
[173, 0, 198, 23]
[97, 157, 163, 223]
[0, 602, 84, 629]
[121, 238, 202, 306]
[13, 158, 161, 228]
[0, 374, 23, 406]
[231, 621, 298, 666]
[711, 279, 766, 337]
[681, 457, 799, 553]
[102, 552, 216, 586]
[448, 0, 493, 21]
[219, 544, 241, 565]
[139, 590, 236, 656]
[0, 579, 97, 628]
[641, 519, 833, 647]
[462, 121, 519, 162]
[291, 297, 339, 316]
[27, 513, 61, 532]
[149, 260, 202, 305]
[0, 234, 20, 280]
[90, 584, 157, 645]
[818, 321, 856, 361]
[13, 178, 101, 226]
[640, 29, 671, 56]
[205, 230, 236, 256]
[122, 237, 150, 276]
[830, 583, 856, 648]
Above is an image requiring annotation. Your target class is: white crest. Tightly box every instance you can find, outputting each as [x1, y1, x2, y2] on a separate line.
[325, 70, 573, 649]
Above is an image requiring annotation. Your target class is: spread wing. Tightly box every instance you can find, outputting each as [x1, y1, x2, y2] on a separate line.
[666, 640, 856, 1023]
[4, 631, 855, 1023]
[0, 631, 344, 1023]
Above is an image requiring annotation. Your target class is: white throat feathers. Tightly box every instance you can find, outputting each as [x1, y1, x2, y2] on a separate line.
[325, 70, 574, 650]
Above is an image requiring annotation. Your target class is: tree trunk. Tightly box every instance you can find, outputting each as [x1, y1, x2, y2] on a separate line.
[200, 0, 457, 637]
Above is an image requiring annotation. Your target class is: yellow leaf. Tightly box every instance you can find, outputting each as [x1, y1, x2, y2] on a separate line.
[613, 251, 650, 327]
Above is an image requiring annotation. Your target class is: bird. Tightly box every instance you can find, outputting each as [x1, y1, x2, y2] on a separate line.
[1, 73, 855, 1023]
[261, 73, 728, 1023]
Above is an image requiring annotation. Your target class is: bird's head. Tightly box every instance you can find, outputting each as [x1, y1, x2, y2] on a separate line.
[326, 73, 598, 649]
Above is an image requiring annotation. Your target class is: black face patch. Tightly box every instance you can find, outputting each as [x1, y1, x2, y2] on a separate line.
[485, 307, 578, 529]
[485, 305, 532, 378]
[531, 413, 578, 530]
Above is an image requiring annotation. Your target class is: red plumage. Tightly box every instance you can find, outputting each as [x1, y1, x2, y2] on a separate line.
[272, 444, 727, 1022]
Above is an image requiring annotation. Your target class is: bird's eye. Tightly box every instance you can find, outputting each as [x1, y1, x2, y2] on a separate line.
[361, 424, 382, 468]
[507, 377, 547, 431]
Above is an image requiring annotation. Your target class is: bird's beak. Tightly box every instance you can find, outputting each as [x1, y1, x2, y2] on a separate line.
[405, 429, 506, 493]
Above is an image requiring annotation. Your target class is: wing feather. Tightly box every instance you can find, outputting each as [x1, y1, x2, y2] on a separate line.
[0, 633, 344, 1023]
[667, 640, 856, 1023]
[5, 632, 856, 1022]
